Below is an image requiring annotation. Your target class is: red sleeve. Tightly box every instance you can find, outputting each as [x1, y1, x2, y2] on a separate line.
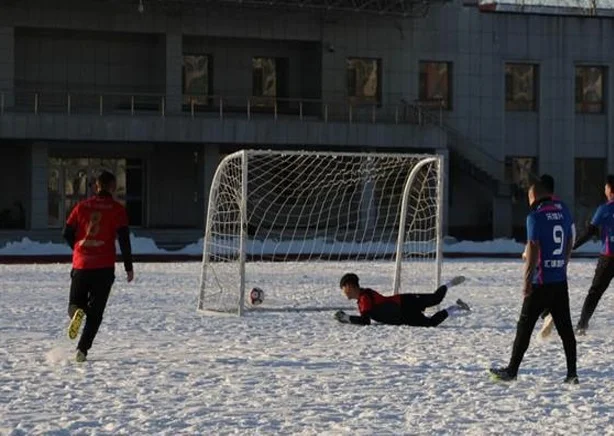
[358, 293, 373, 315]
[66, 204, 80, 226]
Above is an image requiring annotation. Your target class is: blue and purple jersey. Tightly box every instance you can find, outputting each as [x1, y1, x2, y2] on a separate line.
[526, 199, 574, 284]
[590, 200, 614, 256]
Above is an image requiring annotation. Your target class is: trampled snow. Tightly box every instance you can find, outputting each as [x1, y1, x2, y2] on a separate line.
[2, 259, 614, 434]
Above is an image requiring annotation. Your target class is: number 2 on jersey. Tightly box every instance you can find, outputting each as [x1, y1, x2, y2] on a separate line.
[81, 211, 103, 247]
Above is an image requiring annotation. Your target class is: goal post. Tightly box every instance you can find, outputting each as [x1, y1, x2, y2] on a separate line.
[198, 150, 444, 315]
[393, 156, 442, 295]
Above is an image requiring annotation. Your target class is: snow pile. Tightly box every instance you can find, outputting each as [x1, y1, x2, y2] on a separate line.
[0, 235, 604, 256]
[0, 238, 72, 255]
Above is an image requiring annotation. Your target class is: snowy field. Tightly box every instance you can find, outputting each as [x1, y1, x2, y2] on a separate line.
[3, 259, 614, 435]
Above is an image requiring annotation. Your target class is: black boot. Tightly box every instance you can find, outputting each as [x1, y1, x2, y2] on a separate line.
[489, 367, 517, 381]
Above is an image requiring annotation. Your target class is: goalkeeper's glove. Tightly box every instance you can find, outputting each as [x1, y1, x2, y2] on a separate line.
[334, 310, 350, 324]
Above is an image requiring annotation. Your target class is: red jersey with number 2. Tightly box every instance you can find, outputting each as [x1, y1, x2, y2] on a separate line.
[66, 195, 129, 269]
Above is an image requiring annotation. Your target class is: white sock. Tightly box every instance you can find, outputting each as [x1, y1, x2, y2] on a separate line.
[446, 305, 462, 316]
[443, 276, 466, 289]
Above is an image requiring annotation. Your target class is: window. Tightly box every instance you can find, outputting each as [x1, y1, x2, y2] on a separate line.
[505, 64, 538, 111]
[505, 156, 538, 204]
[575, 66, 605, 113]
[505, 156, 537, 238]
[346, 58, 381, 104]
[183, 54, 213, 106]
[505, 156, 537, 191]
[252, 57, 277, 107]
[47, 158, 145, 228]
[575, 158, 606, 225]
[419, 62, 452, 110]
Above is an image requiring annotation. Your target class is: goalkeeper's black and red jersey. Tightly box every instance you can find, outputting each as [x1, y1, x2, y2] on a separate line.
[354, 288, 405, 325]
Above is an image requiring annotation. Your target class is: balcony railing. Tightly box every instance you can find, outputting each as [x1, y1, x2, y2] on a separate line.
[0, 89, 431, 125]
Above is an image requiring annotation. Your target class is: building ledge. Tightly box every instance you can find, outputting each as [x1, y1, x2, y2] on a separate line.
[0, 112, 446, 148]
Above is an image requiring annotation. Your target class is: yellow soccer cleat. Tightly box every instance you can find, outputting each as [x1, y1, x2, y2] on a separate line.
[75, 350, 87, 362]
[68, 308, 85, 340]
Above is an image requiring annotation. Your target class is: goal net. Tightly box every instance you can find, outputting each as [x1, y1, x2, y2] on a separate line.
[198, 150, 443, 315]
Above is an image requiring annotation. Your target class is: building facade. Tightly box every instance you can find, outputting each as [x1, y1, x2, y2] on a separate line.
[0, 0, 612, 246]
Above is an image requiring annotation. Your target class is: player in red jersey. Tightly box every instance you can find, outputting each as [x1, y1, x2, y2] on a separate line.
[62, 170, 134, 362]
[334, 273, 470, 326]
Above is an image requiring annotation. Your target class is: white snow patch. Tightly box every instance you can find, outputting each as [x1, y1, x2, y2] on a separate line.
[0, 236, 604, 256]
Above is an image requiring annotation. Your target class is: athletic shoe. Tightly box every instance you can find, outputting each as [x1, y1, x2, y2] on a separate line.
[489, 367, 517, 381]
[68, 308, 85, 340]
[456, 299, 471, 311]
[76, 350, 87, 363]
[576, 327, 587, 336]
[564, 375, 579, 385]
[539, 314, 555, 339]
[447, 276, 466, 288]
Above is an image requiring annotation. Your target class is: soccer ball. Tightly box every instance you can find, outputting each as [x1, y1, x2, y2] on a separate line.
[249, 287, 265, 306]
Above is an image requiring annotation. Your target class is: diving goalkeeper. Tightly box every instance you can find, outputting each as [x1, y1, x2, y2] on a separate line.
[334, 273, 470, 326]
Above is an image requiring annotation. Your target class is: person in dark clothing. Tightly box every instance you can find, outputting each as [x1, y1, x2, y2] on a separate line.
[62, 170, 134, 362]
[573, 175, 614, 335]
[333, 273, 470, 326]
[490, 182, 578, 384]
[527, 174, 576, 339]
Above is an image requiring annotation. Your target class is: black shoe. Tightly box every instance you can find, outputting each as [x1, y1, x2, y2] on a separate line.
[456, 299, 471, 311]
[489, 367, 517, 381]
[564, 375, 579, 385]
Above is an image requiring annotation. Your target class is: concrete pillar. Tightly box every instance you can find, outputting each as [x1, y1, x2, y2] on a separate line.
[0, 26, 14, 109]
[165, 30, 183, 114]
[437, 148, 450, 237]
[492, 196, 513, 238]
[320, 21, 342, 104]
[29, 143, 48, 229]
[358, 158, 376, 236]
[202, 144, 221, 228]
[538, 38, 575, 216]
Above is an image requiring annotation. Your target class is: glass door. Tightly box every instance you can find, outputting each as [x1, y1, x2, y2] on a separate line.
[48, 157, 144, 228]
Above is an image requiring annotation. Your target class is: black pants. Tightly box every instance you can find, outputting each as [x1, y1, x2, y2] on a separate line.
[68, 268, 115, 355]
[400, 285, 449, 327]
[577, 255, 614, 330]
[508, 282, 577, 377]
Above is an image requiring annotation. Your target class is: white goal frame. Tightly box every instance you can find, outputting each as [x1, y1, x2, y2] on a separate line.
[198, 149, 444, 315]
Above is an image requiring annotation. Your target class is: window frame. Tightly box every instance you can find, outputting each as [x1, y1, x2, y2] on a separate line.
[251, 56, 279, 108]
[346, 57, 382, 106]
[504, 63, 539, 112]
[418, 61, 453, 110]
[575, 65, 606, 114]
[182, 53, 214, 108]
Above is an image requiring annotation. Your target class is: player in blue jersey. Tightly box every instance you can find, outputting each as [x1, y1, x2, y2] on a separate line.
[573, 175, 614, 335]
[531, 174, 576, 338]
[491, 182, 578, 383]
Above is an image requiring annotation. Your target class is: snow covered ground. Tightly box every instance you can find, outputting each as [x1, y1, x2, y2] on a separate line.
[3, 259, 614, 435]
